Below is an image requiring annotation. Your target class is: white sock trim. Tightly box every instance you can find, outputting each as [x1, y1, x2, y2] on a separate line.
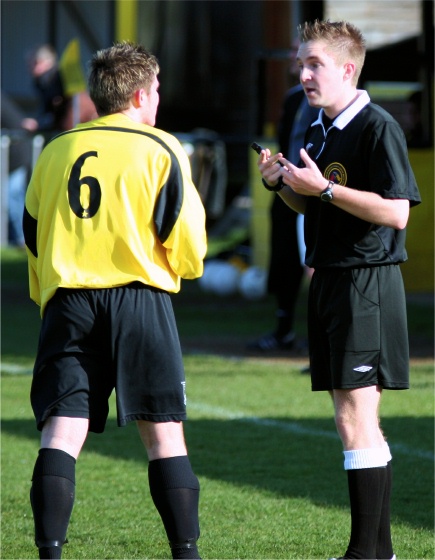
[343, 447, 388, 470]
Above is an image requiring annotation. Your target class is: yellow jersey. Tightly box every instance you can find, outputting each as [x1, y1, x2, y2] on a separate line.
[24, 113, 207, 315]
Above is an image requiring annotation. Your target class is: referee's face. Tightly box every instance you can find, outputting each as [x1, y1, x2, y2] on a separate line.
[297, 40, 350, 118]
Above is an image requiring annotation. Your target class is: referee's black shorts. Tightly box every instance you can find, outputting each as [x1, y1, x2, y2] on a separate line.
[308, 265, 410, 392]
[31, 282, 187, 433]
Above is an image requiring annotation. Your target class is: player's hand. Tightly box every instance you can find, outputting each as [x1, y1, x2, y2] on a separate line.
[279, 148, 326, 196]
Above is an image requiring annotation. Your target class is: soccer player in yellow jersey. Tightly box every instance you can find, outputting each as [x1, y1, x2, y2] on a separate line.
[24, 42, 207, 560]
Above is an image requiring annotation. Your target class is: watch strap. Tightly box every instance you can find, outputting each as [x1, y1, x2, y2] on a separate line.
[320, 180, 335, 201]
[262, 177, 284, 192]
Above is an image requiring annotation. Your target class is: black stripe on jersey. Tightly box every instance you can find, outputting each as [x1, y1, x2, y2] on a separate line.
[153, 159, 183, 243]
[23, 207, 38, 257]
[48, 126, 184, 243]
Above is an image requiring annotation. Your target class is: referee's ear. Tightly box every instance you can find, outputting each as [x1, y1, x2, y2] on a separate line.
[343, 61, 356, 83]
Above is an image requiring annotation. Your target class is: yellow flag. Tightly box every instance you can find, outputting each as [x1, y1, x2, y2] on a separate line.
[59, 39, 86, 96]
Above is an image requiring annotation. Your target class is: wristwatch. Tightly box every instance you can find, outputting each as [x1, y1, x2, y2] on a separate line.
[320, 181, 334, 202]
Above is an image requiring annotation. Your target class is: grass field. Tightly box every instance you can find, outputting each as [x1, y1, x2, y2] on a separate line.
[1, 248, 434, 560]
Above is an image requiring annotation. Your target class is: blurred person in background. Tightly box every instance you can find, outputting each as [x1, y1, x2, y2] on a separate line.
[21, 44, 68, 134]
[403, 90, 427, 148]
[21, 44, 96, 135]
[1, 90, 32, 247]
[248, 39, 317, 352]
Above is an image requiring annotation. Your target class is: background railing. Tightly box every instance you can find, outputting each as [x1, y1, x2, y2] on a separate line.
[1, 130, 45, 246]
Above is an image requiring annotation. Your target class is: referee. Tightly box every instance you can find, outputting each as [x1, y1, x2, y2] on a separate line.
[24, 43, 207, 560]
[256, 20, 421, 560]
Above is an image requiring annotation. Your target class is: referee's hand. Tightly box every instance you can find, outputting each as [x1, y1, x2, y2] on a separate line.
[279, 149, 326, 197]
[257, 148, 284, 187]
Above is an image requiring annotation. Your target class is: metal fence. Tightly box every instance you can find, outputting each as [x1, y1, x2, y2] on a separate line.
[1, 131, 45, 246]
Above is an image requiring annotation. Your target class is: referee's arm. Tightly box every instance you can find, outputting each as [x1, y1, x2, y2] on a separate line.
[323, 186, 409, 230]
[277, 185, 307, 215]
[280, 149, 410, 230]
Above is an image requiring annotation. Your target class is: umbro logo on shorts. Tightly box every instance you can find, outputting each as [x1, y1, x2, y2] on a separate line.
[353, 365, 373, 372]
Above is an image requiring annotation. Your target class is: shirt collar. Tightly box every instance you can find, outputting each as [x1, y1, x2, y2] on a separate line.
[310, 90, 371, 130]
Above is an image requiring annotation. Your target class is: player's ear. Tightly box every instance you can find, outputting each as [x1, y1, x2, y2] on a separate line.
[132, 89, 145, 108]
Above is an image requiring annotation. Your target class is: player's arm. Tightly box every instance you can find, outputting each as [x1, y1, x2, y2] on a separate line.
[23, 176, 42, 306]
[168, 177, 207, 279]
[156, 145, 207, 279]
[280, 149, 410, 230]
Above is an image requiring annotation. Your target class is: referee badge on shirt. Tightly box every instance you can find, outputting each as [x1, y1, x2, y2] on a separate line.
[324, 162, 347, 186]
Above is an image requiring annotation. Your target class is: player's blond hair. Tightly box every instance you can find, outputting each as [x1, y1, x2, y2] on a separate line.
[298, 20, 366, 85]
[88, 42, 160, 116]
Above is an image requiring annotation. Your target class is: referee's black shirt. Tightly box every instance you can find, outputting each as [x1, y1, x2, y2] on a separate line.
[302, 90, 421, 269]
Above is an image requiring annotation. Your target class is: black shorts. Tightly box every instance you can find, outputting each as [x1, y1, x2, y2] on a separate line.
[308, 265, 410, 391]
[31, 283, 187, 433]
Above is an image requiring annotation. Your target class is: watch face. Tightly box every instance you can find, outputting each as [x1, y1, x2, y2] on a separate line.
[321, 189, 333, 202]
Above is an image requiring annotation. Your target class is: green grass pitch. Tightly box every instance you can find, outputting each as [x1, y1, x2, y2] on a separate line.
[2, 248, 433, 559]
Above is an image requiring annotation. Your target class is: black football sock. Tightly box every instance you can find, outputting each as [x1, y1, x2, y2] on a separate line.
[30, 448, 76, 559]
[275, 309, 292, 337]
[345, 467, 386, 559]
[148, 456, 201, 559]
[275, 264, 303, 338]
[376, 461, 394, 560]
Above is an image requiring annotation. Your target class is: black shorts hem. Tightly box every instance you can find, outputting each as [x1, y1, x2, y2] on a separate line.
[119, 412, 187, 426]
[381, 383, 409, 390]
[311, 382, 410, 392]
[36, 408, 90, 431]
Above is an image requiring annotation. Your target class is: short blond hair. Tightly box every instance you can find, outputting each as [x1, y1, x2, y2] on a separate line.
[88, 42, 160, 116]
[298, 20, 366, 85]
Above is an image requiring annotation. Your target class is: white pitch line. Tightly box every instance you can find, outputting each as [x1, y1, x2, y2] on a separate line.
[2, 366, 432, 462]
[1, 363, 33, 375]
[188, 401, 434, 462]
